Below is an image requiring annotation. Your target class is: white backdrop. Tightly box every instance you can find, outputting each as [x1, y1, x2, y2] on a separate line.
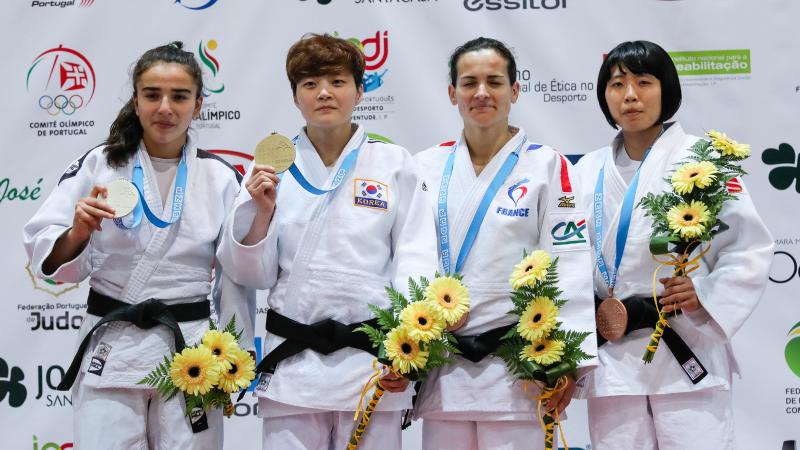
[2, 1, 799, 449]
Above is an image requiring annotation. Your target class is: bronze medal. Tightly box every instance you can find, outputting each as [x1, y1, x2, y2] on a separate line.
[254, 133, 296, 173]
[596, 297, 628, 342]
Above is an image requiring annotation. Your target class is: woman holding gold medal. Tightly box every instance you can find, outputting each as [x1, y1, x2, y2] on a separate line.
[23, 43, 246, 449]
[411, 37, 597, 450]
[216, 34, 437, 450]
[573, 40, 773, 449]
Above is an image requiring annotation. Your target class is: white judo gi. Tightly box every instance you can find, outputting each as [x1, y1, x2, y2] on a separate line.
[23, 136, 243, 450]
[412, 129, 597, 450]
[573, 123, 774, 450]
[216, 124, 439, 450]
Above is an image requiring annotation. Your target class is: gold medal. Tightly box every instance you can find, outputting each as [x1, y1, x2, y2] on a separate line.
[254, 133, 296, 173]
[100, 179, 139, 218]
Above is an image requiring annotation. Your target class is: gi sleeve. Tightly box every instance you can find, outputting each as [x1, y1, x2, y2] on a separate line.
[537, 150, 598, 374]
[213, 168, 257, 351]
[216, 160, 279, 290]
[691, 179, 774, 341]
[22, 149, 100, 283]
[390, 151, 439, 297]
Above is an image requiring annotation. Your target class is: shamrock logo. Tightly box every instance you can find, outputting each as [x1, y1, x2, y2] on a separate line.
[0, 357, 27, 407]
[762, 143, 800, 193]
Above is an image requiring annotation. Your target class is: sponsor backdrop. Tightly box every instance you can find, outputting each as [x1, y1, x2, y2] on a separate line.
[1, 1, 798, 449]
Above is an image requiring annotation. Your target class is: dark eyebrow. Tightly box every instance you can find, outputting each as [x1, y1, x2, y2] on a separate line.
[141, 86, 193, 94]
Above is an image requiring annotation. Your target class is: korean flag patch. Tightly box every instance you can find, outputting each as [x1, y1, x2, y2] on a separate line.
[354, 178, 389, 211]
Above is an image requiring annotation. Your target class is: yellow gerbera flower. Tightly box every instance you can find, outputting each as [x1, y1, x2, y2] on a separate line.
[520, 339, 565, 366]
[509, 250, 551, 289]
[201, 330, 238, 370]
[399, 302, 444, 342]
[169, 346, 222, 396]
[217, 347, 257, 394]
[424, 276, 470, 326]
[707, 130, 750, 159]
[517, 296, 559, 342]
[666, 200, 711, 239]
[671, 161, 718, 194]
[383, 327, 429, 375]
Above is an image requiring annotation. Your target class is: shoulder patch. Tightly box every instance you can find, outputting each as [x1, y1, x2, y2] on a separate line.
[558, 154, 572, 193]
[58, 145, 101, 185]
[726, 177, 743, 193]
[197, 149, 243, 184]
[527, 143, 543, 151]
[438, 141, 457, 148]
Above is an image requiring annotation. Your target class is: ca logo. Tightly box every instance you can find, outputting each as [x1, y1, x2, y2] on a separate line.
[0, 357, 27, 407]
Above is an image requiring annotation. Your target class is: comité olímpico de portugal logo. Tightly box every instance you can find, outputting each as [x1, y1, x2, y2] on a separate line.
[174, 0, 218, 10]
[336, 31, 394, 123]
[497, 178, 531, 217]
[26, 45, 96, 138]
[195, 39, 240, 130]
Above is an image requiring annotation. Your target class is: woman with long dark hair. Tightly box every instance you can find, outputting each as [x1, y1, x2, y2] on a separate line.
[24, 42, 244, 449]
[574, 40, 773, 449]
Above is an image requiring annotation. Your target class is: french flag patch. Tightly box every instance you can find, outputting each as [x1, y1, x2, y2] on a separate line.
[354, 178, 389, 211]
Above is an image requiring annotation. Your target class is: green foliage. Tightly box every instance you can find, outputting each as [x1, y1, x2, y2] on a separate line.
[355, 274, 467, 382]
[638, 134, 749, 250]
[508, 258, 563, 315]
[495, 252, 594, 387]
[138, 355, 179, 400]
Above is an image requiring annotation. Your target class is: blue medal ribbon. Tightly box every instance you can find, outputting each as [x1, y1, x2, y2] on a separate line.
[284, 134, 365, 196]
[114, 147, 187, 229]
[594, 130, 664, 292]
[437, 136, 528, 274]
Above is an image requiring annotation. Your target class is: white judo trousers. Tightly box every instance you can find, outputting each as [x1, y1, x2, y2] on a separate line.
[260, 403, 402, 450]
[587, 389, 734, 450]
[73, 373, 224, 450]
[423, 419, 551, 450]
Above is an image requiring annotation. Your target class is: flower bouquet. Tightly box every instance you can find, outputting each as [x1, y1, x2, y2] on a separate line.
[348, 275, 470, 449]
[638, 130, 750, 362]
[138, 317, 256, 423]
[495, 250, 593, 450]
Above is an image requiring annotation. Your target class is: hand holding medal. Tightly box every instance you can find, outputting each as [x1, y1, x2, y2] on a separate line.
[246, 133, 296, 215]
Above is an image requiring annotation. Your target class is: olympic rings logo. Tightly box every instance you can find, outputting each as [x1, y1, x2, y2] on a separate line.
[38, 94, 84, 116]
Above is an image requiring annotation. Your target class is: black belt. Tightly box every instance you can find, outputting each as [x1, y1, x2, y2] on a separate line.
[256, 309, 380, 375]
[58, 289, 211, 391]
[595, 295, 708, 384]
[453, 324, 515, 363]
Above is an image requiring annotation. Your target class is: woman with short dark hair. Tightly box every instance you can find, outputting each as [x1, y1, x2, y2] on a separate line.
[574, 40, 773, 450]
[216, 33, 437, 450]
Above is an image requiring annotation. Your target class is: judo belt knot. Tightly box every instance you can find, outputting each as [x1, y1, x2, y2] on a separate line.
[130, 298, 170, 329]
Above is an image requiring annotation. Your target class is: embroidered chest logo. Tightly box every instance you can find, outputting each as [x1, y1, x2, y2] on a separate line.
[551, 219, 587, 246]
[558, 195, 575, 208]
[354, 178, 389, 211]
[497, 178, 531, 217]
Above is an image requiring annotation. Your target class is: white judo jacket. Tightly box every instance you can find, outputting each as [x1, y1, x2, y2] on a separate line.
[574, 123, 774, 398]
[23, 136, 243, 389]
[216, 125, 439, 413]
[412, 129, 597, 419]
